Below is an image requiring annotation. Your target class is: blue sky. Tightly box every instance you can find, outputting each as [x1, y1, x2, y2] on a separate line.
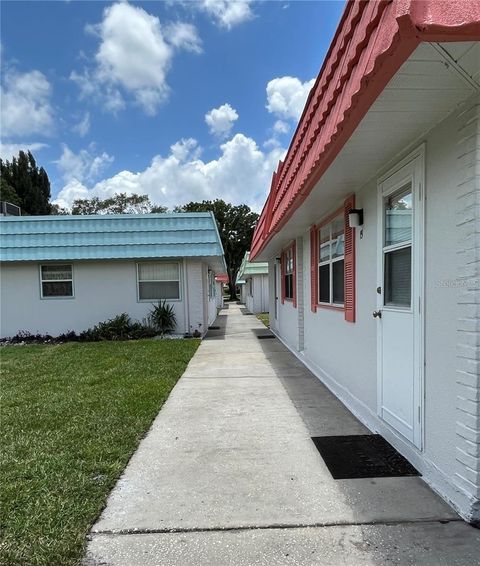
[1, 0, 345, 211]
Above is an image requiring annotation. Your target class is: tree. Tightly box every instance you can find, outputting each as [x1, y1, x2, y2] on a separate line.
[0, 178, 21, 207]
[71, 193, 167, 215]
[0, 150, 52, 215]
[176, 199, 259, 300]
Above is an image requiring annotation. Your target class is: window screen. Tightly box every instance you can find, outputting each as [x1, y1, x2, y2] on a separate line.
[318, 213, 345, 305]
[138, 262, 180, 300]
[41, 264, 73, 298]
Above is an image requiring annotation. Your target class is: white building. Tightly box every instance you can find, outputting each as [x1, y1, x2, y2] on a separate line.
[0, 213, 226, 338]
[214, 274, 228, 310]
[236, 251, 269, 314]
[251, 1, 480, 524]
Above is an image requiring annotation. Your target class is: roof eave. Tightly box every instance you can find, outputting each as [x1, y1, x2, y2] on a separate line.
[250, 0, 480, 260]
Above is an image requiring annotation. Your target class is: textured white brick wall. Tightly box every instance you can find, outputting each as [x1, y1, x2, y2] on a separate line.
[296, 237, 305, 351]
[454, 99, 480, 523]
[186, 259, 205, 336]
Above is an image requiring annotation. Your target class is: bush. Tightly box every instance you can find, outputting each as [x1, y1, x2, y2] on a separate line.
[1, 314, 158, 344]
[80, 313, 157, 341]
[148, 301, 177, 335]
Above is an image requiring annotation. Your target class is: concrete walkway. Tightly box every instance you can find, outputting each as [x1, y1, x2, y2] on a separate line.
[85, 303, 480, 565]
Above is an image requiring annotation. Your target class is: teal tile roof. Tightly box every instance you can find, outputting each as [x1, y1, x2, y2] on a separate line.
[236, 251, 268, 284]
[0, 213, 226, 270]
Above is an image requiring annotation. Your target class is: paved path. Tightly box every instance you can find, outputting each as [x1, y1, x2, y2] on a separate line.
[85, 303, 480, 565]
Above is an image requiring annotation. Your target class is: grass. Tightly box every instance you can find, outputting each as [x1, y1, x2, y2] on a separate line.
[257, 313, 270, 327]
[0, 339, 199, 566]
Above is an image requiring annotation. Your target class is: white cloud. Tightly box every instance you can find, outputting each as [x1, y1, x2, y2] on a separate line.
[54, 134, 286, 212]
[170, 137, 202, 161]
[55, 144, 114, 184]
[0, 142, 48, 162]
[164, 22, 202, 53]
[72, 2, 201, 115]
[1, 70, 54, 137]
[205, 103, 239, 138]
[266, 76, 315, 121]
[73, 112, 91, 137]
[273, 120, 289, 134]
[197, 0, 254, 29]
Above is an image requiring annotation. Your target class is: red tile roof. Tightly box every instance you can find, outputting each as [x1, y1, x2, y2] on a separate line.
[251, 0, 480, 259]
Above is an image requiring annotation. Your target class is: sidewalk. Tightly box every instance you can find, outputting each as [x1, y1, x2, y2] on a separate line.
[85, 303, 480, 565]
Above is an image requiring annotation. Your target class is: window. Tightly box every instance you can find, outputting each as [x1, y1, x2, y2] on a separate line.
[137, 262, 180, 301]
[248, 278, 254, 297]
[283, 245, 295, 300]
[208, 270, 215, 299]
[318, 213, 344, 306]
[40, 264, 73, 298]
[383, 184, 412, 308]
[310, 196, 356, 321]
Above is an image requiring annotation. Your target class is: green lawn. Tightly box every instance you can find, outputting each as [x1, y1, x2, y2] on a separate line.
[256, 313, 270, 327]
[0, 339, 199, 566]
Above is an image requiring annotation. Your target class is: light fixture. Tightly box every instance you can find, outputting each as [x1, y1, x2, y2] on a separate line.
[348, 208, 364, 228]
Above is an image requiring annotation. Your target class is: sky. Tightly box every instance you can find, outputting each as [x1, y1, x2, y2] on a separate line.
[1, 0, 345, 211]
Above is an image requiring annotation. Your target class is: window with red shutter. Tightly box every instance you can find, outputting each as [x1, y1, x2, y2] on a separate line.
[343, 195, 356, 322]
[310, 227, 318, 312]
[313, 195, 356, 321]
[292, 240, 297, 308]
[281, 243, 296, 305]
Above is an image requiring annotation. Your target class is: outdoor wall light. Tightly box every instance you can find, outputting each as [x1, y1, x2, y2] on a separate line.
[348, 209, 364, 228]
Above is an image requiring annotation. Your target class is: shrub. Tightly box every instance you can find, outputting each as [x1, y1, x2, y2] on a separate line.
[149, 301, 177, 335]
[1, 314, 157, 344]
[80, 313, 157, 341]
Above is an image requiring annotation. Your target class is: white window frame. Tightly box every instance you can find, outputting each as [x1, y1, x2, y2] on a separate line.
[284, 245, 294, 300]
[136, 261, 182, 302]
[248, 278, 254, 297]
[208, 270, 216, 299]
[39, 263, 75, 300]
[318, 213, 345, 307]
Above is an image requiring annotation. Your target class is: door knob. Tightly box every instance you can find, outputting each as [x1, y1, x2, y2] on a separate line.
[373, 310, 382, 319]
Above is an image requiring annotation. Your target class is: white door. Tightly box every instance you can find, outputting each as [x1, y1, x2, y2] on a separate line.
[377, 149, 424, 449]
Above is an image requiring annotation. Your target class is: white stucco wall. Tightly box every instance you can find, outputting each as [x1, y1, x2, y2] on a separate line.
[215, 281, 224, 309]
[207, 281, 218, 327]
[185, 259, 205, 336]
[271, 95, 480, 521]
[0, 258, 213, 338]
[238, 284, 246, 304]
[245, 274, 269, 314]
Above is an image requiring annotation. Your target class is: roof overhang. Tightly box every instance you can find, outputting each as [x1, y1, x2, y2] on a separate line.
[0, 212, 227, 273]
[251, 0, 480, 260]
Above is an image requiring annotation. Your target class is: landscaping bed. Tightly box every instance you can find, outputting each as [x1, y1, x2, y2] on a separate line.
[0, 339, 199, 565]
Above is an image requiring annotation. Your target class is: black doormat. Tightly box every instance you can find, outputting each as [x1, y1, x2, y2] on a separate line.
[257, 335, 275, 340]
[208, 326, 220, 330]
[311, 434, 420, 479]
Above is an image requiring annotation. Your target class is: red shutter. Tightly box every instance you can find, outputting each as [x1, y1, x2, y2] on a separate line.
[292, 241, 297, 308]
[310, 226, 318, 312]
[344, 195, 356, 322]
[280, 251, 285, 304]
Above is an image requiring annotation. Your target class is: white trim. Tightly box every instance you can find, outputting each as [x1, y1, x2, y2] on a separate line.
[136, 260, 182, 302]
[376, 143, 425, 450]
[39, 263, 75, 300]
[317, 214, 345, 307]
[431, 43, 480, 92]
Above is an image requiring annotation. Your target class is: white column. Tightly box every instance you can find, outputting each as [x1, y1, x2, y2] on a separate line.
[454, 97, 480, 524]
